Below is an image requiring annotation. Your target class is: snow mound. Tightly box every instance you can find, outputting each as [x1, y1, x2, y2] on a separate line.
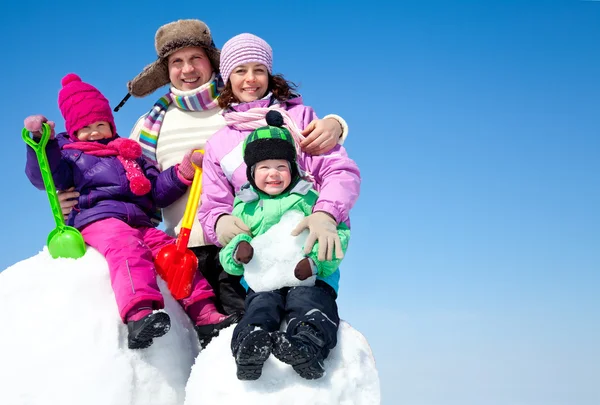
[186, 321, 380, 405]
[0, 245, 380, 405]
[0, 248, 199, 405]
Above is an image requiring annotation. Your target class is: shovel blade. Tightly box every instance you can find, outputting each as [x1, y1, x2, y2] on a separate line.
[47, 226, 86, 259]
[155, 244, 198, 300]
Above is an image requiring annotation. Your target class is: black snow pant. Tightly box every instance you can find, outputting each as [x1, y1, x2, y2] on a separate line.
[232, 281, 340, 359]
[191, 245, 247, 316]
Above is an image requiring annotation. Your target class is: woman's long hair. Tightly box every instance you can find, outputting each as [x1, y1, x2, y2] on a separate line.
[218, 74, 298, 109]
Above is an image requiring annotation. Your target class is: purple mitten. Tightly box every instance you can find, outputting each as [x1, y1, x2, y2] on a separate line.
[178, 149, 204, 180]
[24, 115, 55, 139]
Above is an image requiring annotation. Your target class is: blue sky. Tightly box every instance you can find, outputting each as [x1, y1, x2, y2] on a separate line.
[1, 1, 599, 404]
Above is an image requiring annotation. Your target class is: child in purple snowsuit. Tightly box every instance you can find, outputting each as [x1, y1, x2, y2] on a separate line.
[24, 73, 235, 349]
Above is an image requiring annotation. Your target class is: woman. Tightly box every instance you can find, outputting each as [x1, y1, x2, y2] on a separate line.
[199, 33, 360, 380]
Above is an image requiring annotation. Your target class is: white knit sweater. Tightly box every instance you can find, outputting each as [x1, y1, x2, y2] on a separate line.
[130, 103, 226, 247]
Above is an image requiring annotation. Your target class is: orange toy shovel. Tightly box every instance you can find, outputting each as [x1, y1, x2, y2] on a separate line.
[155, 150, 204, 300]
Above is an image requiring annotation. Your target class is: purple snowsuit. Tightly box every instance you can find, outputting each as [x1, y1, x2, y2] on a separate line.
[25, 133, 215, 322]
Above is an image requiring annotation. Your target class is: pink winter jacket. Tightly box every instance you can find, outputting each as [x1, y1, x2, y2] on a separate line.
[199, 96, 361, 247]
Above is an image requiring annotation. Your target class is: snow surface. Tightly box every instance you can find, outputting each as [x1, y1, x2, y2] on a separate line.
[0, 247, 380, 405]
[187, 321, 380, 405]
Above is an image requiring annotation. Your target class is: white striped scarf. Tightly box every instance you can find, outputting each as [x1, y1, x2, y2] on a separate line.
[139, 75, 223, 166]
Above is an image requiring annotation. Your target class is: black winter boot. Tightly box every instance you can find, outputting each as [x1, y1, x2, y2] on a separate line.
[195, 312, 241, 349]
[233, 328, 273, 381]
[271, 323, 326, 380]
[127, 311, 171, 349]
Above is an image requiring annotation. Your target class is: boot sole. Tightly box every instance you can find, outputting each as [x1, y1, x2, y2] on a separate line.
[271, 332, 325, 380]
[128, 312, 171, 349]
[196, 313, 240, 349]
[236, 330, 272, 381]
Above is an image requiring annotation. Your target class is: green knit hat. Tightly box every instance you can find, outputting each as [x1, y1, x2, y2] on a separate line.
[243, 111, 299, 189]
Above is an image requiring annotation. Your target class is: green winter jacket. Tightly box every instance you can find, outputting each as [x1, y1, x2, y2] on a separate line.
[219, 179, 350, 282]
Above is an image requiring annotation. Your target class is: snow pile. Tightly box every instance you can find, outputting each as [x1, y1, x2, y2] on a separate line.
[0, 248, 199, 405]
[186, 321, 380, 405]
[0, 245, 380, 405]
[243, 210, 315, 292]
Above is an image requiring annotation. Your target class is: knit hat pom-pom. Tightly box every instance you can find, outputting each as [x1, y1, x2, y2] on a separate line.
[130, 176, 152, 196]
[266, 110, 284, 127]
[62, 73, 82, 87]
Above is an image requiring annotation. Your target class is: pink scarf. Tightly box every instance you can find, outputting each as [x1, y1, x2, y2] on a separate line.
[222, 106, 306, 156]
[63, 138, 151, 196]
[222, 105, 319, 182]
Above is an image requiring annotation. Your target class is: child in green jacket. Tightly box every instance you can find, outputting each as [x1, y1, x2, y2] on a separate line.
[220, 111, 351, 381]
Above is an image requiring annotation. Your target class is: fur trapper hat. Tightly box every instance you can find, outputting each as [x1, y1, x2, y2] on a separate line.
[126, 19, 220, 98]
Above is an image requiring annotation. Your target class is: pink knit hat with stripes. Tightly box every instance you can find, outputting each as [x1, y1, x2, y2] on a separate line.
[58, 73, 116, 139]
[220, 33, 273, 85]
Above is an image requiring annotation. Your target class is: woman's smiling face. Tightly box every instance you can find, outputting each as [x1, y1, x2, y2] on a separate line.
[228, 62, 269, 103]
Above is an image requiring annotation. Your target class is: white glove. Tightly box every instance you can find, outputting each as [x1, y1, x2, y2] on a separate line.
[215, 214, 251, 246]
[291, 211, 343, 261]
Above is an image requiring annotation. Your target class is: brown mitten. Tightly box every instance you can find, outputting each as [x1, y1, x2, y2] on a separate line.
[294, 257, 315, 280]
[235, 241, 254, 264]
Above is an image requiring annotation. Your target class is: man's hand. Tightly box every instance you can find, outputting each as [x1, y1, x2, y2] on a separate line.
[299, 118, 342, 155]
[57, 187, 80, 221]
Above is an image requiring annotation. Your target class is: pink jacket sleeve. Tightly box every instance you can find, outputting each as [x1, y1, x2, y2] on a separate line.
[294, 106, 361, 224]
[198, 139, 235, 247]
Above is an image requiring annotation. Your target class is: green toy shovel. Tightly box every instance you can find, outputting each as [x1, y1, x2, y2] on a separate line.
[22, 123, 86, 259]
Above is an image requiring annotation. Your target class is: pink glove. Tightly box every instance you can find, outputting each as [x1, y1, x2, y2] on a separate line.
[178, 149, 204, 180]
[24, 115, 56, 139]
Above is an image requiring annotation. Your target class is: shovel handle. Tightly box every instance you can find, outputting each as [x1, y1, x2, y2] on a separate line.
[181, 150, 204, 230]
[22, 123, 66, 229]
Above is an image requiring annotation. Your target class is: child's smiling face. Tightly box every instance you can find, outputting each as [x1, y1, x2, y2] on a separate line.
[253, 159, 291, 195]
[76, 121, 113, 141]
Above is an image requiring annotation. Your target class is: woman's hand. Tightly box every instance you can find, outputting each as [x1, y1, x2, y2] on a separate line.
[215, 215, 251, 246]
[291, 211, 343, 261]
[300, 117, 343, 155]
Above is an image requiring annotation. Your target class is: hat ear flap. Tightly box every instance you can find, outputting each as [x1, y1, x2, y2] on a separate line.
[127, 59, 170, 98]
[205, 47, 221, 74]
